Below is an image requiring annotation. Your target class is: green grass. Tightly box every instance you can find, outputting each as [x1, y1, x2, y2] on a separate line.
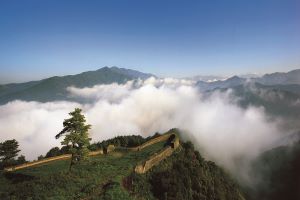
[0, 141, 165, 200]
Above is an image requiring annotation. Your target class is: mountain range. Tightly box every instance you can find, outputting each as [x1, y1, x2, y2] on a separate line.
[0, 67, 153, 104]
[1, 67, 300, 200]
[196, 69, 300, 92]
[0, 67, 300, 105]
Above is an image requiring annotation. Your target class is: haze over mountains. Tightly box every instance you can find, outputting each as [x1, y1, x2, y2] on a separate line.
[1, 66, 300, 199]
[196, 69, 300, 91]
[0, 67, 300, 105]
[2, 66, 299, 159]
[1, 66, 300, 131]
[1, 67, 300, 140]
[0, 67, 154, 104]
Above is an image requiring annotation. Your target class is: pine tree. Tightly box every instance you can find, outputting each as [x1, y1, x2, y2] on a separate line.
[0, 139, 21, 167]
[56, 108, 91, 171]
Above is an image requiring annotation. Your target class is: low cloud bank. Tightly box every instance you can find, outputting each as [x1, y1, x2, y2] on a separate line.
[0, 101, 80, 160]
[0, 77, 295, 183]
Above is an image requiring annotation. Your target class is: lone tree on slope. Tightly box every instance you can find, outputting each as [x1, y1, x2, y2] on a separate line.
[56, 108, 91, 171]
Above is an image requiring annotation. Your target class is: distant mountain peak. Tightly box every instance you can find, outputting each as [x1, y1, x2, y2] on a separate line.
[226, 75, 242, 81]
[107, 66, 156, 79]
[0, 66, 155, 104]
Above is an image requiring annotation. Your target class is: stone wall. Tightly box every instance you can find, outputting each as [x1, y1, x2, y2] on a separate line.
[4, 150, 103, 172]
[4, 133, 177, 172]
[136, 147, 174, 173]
[128, 133, 173, 151]
[103, 144, 115, 154]
[4, 154, 71, 171]
[134, 136, 180, 174]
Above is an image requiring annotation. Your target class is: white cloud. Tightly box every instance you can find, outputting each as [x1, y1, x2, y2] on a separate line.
[0, 101, 80, 160]
[0, 77, 294, 183]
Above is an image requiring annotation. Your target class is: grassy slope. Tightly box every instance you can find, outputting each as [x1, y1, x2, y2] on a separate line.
[0, 141, 165, 200]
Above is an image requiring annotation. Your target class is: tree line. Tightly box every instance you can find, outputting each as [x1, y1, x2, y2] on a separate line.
[0, 139, 26, 169]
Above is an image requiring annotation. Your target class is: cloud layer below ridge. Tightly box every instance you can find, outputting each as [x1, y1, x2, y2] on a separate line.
[0, 77, 293, 183]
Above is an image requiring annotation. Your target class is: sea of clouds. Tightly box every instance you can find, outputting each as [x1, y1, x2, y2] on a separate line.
[0, 77, 296, 183]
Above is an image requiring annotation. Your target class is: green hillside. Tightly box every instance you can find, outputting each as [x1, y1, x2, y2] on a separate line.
[0, 131, 244, 200]
[244, 141, 300, 200]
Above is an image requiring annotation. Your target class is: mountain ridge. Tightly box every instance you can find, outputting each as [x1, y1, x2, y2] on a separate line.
[1, 67, 300, 105]
[196, 69, 300, 92]
[0, 67, 154, 104]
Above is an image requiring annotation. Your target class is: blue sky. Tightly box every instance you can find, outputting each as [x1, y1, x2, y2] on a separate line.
[0, 0, 299, 83]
